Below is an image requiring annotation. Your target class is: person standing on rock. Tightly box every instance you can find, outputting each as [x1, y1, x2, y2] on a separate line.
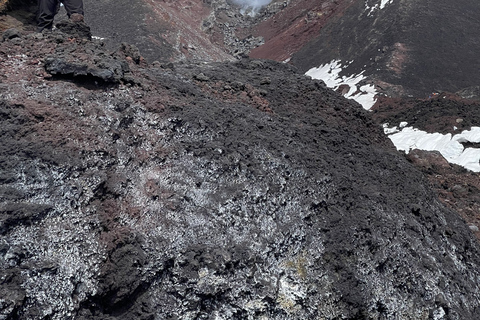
[37, 0, 84, 32]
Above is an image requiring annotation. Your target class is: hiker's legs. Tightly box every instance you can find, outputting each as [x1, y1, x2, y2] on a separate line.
[37, 0, 60, 31]
[61, 0, 84, 17]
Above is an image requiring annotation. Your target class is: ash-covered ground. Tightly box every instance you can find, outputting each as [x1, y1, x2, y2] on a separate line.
[1, 21, 480, 320]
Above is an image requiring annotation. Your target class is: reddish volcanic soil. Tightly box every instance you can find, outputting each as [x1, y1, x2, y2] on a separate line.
[406, 149, 480, 239]
[249, 0, 355, 62]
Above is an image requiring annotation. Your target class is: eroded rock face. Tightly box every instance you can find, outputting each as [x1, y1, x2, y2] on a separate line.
[82, 0, 243, 63]
[1, 28, 480, 319]
[81, 0, 337, 63]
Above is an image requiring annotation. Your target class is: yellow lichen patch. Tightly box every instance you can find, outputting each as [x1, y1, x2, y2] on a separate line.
[276, 275, 307, 314]
[277, 293, 300, 313]
[284, 255, 308, 280]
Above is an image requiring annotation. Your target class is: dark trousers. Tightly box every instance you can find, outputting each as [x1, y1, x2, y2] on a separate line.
[37, 0, 84, 31]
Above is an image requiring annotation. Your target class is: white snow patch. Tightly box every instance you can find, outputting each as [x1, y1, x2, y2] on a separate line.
[365, 0, 394, 16]
[380, 0, 394, 9]
[306, 60, 377, 110]
[384, 124, 480, 172]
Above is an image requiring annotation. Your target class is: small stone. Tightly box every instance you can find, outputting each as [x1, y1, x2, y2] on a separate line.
[468, 224, 479, 232]
[257, 89, 268, 96]
[456, 118, 463, 123]
[151, 61, 162, 68]
[28, 33, 44, 40]
[2, 28, 21, 42]
[10, 37, 22, 45]
[194, 73, 209, 81]
[120, 42, 142, 64]
[70, 13, 84, 23]
[260, 77, 271, 85]
[451, 185, 467, 196]
[55, 19, 92, 40]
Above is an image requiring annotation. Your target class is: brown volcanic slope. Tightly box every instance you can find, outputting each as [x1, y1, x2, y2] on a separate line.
[81, 0, 357, 63]
[2, 26, 480, 319]
[248, 0, 355, 62]
[290, 0, 480, 98]
[82, 0, 267, 63]
[77, 0, 353, 64]
[83, 0, 235, 63]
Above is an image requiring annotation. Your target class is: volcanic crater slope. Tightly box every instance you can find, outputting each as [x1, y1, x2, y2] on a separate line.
[77, 0, 480, 101]
[1, 28, 480, 319]
[291, 0, 480, 98]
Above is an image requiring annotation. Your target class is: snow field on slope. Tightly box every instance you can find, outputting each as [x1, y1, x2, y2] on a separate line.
[365, 0, 394, 16]
[306, 60, 377, 110]
[384, 125, 480, 172]
[305, 61, 480, 172]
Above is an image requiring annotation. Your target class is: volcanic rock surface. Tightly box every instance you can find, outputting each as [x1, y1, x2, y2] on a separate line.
[372, 94, 480, 239]
[1, 24, 480, 320]
[81, 0, 275, 63]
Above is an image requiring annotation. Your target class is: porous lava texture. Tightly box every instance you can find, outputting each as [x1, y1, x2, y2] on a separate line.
[1, 26, 480, 320]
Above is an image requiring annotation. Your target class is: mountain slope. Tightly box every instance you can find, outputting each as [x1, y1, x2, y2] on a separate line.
[248, 0, 356, 62]
[1, 27, 480, 319]
[290, 0, 480, 97]
[75, 0, 480, 99]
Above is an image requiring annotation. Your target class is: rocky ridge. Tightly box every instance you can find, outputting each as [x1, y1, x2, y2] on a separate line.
[1, 23, 480, 320]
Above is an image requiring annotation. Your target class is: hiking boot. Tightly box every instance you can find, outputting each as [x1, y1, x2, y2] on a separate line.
[70, 13, 84, 23]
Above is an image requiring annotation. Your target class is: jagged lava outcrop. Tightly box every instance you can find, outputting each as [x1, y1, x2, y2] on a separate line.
[1, 25, 480, 319]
